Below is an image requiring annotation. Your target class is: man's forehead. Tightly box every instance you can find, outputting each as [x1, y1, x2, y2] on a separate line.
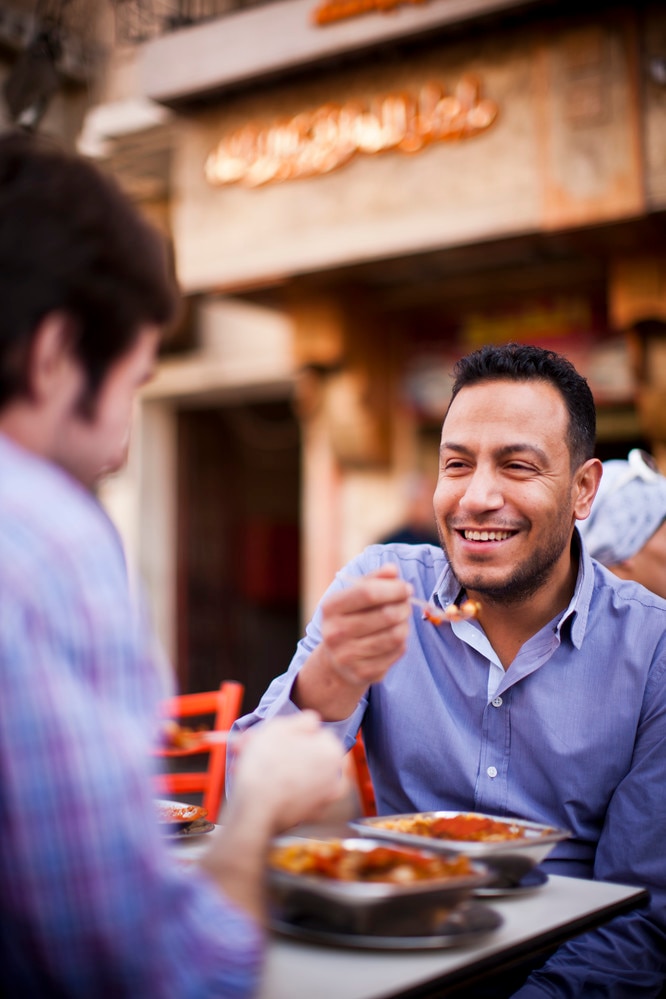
[444, 378, 567, 421]
[440, 380, 570, 453]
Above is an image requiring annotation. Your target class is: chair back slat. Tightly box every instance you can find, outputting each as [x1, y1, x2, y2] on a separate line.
[350, 731, 377, 817]
[153, 680, 245, 820]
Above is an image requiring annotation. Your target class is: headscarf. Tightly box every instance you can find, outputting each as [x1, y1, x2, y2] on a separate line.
[577, 449, 666, 566]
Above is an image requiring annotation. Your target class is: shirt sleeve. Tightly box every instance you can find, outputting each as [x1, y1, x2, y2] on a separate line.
[513, 655, 666, 998]
[229, 588, 366, 753]
[1, 590, 265, 999]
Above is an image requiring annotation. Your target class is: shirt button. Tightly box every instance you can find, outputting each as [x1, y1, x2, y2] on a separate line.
[491, 697, 503, 707]
[487, 766, 498, 778]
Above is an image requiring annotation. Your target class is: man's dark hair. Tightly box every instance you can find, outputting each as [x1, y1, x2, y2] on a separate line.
[0, 132, 179, 412]
[448, 342, 596, 468]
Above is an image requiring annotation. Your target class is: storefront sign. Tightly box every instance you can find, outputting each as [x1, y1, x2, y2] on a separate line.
[312, 0, 431, 27]
[204, 76, 498, 189]
[460, 296, 597, 348]
[402, 294, 634, 416]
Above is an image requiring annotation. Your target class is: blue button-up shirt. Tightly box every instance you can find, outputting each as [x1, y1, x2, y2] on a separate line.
[235, 539, 666, 996]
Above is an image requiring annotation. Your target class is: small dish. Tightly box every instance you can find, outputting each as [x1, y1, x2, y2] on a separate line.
[155, 799, 207, 829]
[162, 817, 216, 839]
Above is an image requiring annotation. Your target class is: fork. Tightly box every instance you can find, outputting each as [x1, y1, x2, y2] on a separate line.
[338, 573, 479, 626]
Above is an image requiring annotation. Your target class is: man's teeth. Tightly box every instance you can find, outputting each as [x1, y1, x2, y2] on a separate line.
[464, 530, 513, 541]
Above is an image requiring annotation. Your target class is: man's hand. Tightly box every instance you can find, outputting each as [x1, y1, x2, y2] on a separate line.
[199, 712, 347, 922]
[229, 711, 348, 834]
[293, 564, 413, 719]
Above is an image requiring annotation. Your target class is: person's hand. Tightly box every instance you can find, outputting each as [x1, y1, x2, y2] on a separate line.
[292, 564, 413, 720]
[229, 711, 348, 835]
[200, 712, 347, 920]
[320, 564, 413, 686]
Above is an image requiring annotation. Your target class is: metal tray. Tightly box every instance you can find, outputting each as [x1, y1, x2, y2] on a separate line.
[270, 900, 503, 949]
[267, 835, 491, 936]
[350, 812, 570, 887]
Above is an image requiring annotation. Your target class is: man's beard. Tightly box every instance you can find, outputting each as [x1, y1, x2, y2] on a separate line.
[437, 520, 574, 607]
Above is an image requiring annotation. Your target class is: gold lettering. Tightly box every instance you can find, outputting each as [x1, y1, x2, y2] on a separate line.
[381, 94, 410, 148]
[354, 110, 385, 154]
[205, 75, 499, 189]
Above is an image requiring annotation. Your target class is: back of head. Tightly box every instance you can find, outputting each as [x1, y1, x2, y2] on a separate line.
[0, 132, 179, 412]
[577, 449, 666, 566]
[448, 342, 596, 468]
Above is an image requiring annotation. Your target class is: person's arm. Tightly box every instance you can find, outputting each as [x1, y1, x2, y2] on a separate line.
[512, 658, 666, 998]
[276, 563, 414, 722]
[2, 591, 343, 998]
[199, 712, 347, 923]
[292, 565, 410, 719]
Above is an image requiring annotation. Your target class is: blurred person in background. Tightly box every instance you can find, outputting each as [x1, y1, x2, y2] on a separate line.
[235, 343, 666, 998]
[376, 471, 440, 546]
[0, 132, 346, 998]
[577, 448, 666, 598]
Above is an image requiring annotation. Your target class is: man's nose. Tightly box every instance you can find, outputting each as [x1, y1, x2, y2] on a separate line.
[459, 468, 504, 512]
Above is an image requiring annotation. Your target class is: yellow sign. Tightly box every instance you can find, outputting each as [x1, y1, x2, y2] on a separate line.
[204, 76, 498, 189]
[462, 298, 596, 348]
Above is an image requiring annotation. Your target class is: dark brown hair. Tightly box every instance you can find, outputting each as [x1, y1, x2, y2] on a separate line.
[0, 132, 179, 411]
[448, 342, 596, 468]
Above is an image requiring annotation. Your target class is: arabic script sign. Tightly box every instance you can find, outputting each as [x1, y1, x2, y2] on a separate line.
[204, 76, 498, 189]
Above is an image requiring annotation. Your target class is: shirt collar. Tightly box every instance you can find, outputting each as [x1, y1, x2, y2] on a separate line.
[432, 528, 593, 650]
[564, 528, 593, 648]
[433, 566, 464, 609]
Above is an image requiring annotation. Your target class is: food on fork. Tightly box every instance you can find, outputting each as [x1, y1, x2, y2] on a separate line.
[338, 571, 480, 627]
[160, 719, 208, 750]
[419, 598, 481, 626]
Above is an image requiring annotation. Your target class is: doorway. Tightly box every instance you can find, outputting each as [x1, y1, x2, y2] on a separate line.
[175, 397, 301, 713]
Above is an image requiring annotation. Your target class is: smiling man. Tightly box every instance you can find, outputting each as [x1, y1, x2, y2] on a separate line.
[235, 342, 666, 997]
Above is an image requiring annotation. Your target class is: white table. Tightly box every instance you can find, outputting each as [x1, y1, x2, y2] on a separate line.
[257, 874, 648, 999]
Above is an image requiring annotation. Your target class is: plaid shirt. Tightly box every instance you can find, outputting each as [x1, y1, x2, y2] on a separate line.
[0, 434, 263, 997]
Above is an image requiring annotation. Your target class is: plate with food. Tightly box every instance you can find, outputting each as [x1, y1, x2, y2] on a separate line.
[267, 835, 492, 936]
[350, 811, 570, 887]
[155, 799, 208, 829]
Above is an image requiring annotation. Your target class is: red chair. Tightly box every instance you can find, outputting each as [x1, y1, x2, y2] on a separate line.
[350, 731, 377, 817]
[152, 680, 245, 821]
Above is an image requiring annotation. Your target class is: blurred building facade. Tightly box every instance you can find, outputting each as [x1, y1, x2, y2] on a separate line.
[0, 0, 108, 139]
[7, 0, 666, 704]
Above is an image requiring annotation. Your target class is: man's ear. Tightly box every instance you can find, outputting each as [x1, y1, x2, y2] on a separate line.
[28, 312, 78, 405]
[573, 457, 603, 521]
